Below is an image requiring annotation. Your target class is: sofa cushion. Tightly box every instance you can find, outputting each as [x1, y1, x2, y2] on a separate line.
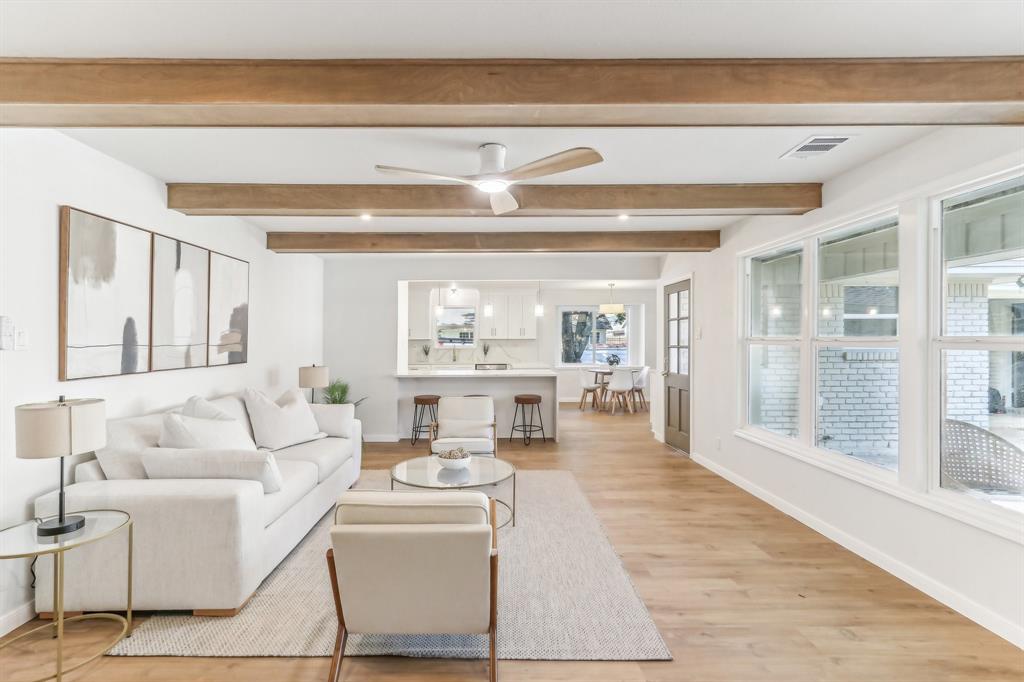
[244, 388, 324, 451]
[437, 419, 493, 439]
[159, 413, 257, 451]
[141, 447, 284, 493]
[95, 413, 164, 479]
[273, 437, 352, 483]
[431, 437, 495, 455]
[262, 460, 318, 527]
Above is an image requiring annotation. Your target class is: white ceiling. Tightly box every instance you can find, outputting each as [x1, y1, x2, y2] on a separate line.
[3, 1, 1021, 58]
[62, 127, 932, 185]
[60, 126, 934, 233]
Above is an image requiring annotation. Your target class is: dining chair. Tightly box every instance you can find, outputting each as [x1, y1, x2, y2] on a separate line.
[578, 368, 602, 410]
[631, 366, 650, 411]
[604, 368, 635, 415]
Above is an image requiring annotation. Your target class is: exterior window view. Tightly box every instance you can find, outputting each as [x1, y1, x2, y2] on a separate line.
[435, 306, 476, 346]
[559, 308, 630, 365]
[939, 176, 1024, 511]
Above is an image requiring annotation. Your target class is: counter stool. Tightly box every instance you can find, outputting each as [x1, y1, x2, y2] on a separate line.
[510, 394, 546, 445]
[411, 394, 440, 446]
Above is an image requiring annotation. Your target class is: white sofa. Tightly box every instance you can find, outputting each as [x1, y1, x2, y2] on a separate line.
[33, 394, 362, 615]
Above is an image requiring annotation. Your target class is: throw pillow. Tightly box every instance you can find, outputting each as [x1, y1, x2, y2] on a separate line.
[158, 413, 257, 451]
[141, 447, 283, 493]
[309, 403, 355, 438]
[182, 396, 237, 421]
[243, 388, 324, 450]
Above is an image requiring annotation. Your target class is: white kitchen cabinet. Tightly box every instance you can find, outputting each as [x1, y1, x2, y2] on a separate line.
[507, 291, 538, 339]
[408, 285, 433, 339]
[479, 292, 508, 339]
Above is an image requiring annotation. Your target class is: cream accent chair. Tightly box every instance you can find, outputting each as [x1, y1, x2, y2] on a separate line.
[326, 490, 499, 682]
[429, 396, 498, 456]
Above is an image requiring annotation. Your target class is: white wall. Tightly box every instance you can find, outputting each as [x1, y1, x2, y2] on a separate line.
[323, 255, 661, 439]
[651, 128, 1024, 645]
[0, 130, 324, 632]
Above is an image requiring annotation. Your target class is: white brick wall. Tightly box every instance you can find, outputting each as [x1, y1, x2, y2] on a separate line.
[945, 283, 990, 428]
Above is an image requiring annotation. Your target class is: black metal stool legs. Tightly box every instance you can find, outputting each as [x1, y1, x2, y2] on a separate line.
[411, 402, 436, 445]
[510, 402, 546, 445]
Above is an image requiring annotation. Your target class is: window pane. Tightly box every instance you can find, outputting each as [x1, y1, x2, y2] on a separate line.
[592, 312, 628, 365]
[942, 176, 1024, 337]
[560, 310, 594, 364]
[678, 319, 689, 346]
[748, 344, 800, 437]
[942, 349, 1024, 512]
[679, 290, 690, 318]
[816, 347, 899, 470]
[679, 347, 689, 374]
[669, 319, 678, 346]
[668, 291, 679, 318]
[750, 247, 802, 337]
[669, 347, 678, 373]
[818, 218, 899, 337]
[436, 306, 476, 347]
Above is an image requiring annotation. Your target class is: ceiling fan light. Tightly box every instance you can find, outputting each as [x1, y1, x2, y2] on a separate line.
[476, 179, 509, 194]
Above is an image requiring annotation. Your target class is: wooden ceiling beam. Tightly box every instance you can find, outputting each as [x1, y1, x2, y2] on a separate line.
[167, 183, 821, 216]
[266, 230, 720, 253]
[2, 58, 1021, 126]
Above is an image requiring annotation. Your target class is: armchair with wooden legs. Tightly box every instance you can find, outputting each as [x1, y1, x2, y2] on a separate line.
[326, 490, 499, 682]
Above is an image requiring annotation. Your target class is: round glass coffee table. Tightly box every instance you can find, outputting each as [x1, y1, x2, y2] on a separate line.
[0, 509, 132, 682]
[390, 456, 517, 528]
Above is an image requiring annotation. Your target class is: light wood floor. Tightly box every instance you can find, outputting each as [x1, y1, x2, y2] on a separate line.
[4, 406, 1022, 682]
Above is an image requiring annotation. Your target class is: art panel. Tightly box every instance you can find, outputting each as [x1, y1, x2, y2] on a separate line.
[60, 208, 152, 380]
[151, 234, 209, 371]
[208, 252, 249, 366]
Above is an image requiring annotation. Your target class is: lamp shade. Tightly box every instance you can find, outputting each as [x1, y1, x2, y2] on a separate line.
[599, 303, 625, 315]
[15, 398, 106, 459]
[298, 365, 330, 389]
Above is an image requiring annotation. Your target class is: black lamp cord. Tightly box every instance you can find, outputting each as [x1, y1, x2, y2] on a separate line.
[28, 515, 42, 589]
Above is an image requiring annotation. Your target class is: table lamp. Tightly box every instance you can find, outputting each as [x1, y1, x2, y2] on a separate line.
[299, 364, 330, 403]
[15, 397, 106, 537]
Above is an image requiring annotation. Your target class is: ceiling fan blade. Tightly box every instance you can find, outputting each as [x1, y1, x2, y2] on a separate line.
[501, 147, 603, 182]
[490, 190, 519, 215]
[374, 165, 475, 185]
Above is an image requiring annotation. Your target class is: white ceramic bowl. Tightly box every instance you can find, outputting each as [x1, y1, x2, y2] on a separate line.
[437, 454, 472, 470]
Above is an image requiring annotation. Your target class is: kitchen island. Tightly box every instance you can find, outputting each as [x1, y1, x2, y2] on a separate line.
[395, 367, 558, 443]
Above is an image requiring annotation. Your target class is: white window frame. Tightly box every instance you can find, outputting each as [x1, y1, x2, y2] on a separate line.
[741, 243, 805, 440]
[926, 170, 1024, 520]
[812, 214, 901, 475]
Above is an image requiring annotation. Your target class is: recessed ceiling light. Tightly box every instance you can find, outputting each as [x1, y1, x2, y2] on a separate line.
[617, 214, 630, 221]
[359, 213, 372, 221]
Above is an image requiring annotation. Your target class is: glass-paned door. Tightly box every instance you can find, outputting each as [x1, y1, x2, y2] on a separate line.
[665, 279, 691, 452]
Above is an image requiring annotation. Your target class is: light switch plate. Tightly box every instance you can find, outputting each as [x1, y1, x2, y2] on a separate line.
[13, 329, 27, 351]
[0, 316, 13, 350]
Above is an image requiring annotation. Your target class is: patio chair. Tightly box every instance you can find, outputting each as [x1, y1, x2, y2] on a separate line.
[941, 419, 1024, 494]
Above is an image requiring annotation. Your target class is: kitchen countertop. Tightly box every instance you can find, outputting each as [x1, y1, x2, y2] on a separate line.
[395, 368, 557, 378]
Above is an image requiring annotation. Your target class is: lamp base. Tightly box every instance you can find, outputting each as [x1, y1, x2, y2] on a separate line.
[37, 515, 85, 537]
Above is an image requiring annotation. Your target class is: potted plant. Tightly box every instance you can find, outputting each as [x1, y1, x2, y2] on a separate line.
[322, 379, 367, 407]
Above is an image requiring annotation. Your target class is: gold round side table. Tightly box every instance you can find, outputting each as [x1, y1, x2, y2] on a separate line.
[0, 509, 132, 682]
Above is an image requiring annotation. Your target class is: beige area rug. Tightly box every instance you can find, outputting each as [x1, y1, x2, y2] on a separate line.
[109, 470, 671, 660]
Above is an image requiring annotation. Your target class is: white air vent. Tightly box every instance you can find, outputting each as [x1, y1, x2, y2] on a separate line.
[781, 136, 852, 159]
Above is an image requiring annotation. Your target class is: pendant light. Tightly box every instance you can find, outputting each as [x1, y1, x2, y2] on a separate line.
[434, 285, 444, 318]
[534, 280, 544, 316]
[599, 283, 624, 315]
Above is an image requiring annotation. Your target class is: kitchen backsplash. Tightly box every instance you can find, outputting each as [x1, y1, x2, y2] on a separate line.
[408, 339, 542, 367]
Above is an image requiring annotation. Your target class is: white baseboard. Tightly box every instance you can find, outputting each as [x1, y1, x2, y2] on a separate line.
[363, 434, 400, 443]
[690, 451, 1024, 648]
[0, 599, 35, 637]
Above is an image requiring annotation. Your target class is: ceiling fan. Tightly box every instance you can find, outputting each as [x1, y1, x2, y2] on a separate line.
[375, 143, 603, 215]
